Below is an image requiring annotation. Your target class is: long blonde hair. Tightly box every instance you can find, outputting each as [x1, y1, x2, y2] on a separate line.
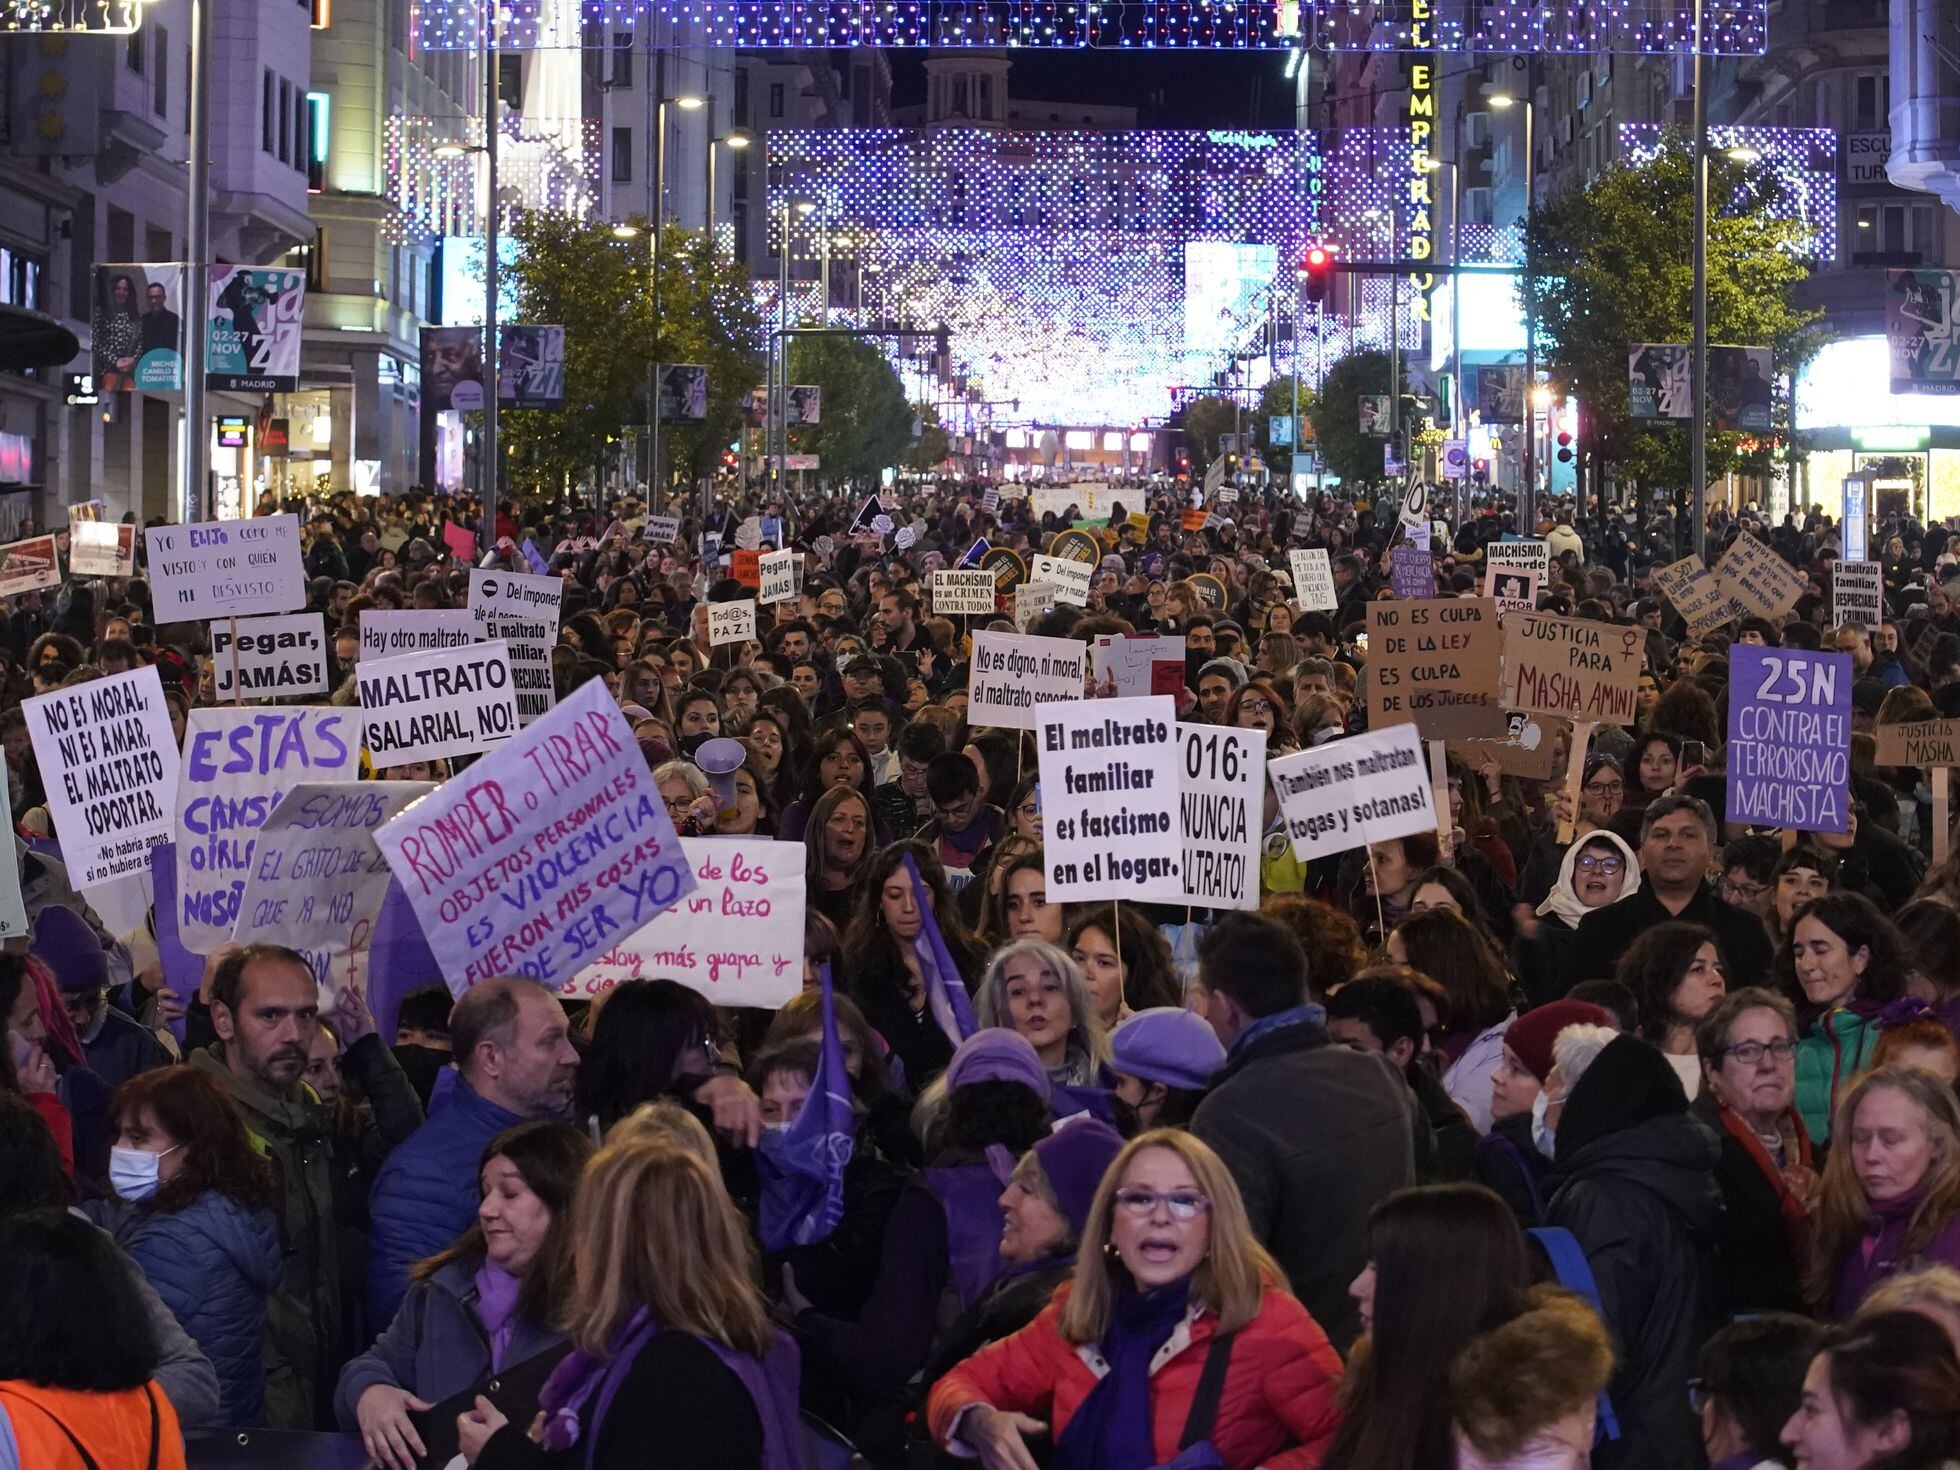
[1810, 1065, 1960, 1308]
[1058, 1128, 1279, 1343]
[565, 1139, 775, 1359]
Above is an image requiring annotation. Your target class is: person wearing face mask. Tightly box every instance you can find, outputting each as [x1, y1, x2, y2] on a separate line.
[1782, 893, 1913, 1141]
[1468, 1001, 1616, 1227]
[1517, 832, 1641, 1010]
[1106, 1007, 1225, 1135]
[337, 1123, 593, 1470]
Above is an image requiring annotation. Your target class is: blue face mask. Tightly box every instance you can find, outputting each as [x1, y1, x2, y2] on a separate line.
[109, 1143, 181, 1202]
[1531, 1088, 1557, 1160]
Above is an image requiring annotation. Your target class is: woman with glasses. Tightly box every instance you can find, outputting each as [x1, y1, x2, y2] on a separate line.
[1224, 679, 1296, 753]
[652, 760, 717, 838]
[1518, 831, 1641, 1009]
[1694, 988, 1817, 1316]
[929, 1129, 1345, 1470]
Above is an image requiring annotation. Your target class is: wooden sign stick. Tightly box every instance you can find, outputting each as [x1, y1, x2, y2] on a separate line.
[1934, 766, 1951, 870]
[1556, 720, 1596, 846]
[1428, 739, 1455, 864]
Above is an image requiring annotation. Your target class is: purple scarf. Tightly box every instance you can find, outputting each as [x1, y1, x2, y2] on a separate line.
[473, 1261, 522, 1373]
[1053, 1280, 1192, 1470]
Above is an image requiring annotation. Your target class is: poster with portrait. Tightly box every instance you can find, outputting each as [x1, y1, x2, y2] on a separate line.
[205, 266, 306, 392]
[1630, 343, 1773, 431]
[1475, 364, 1524, 424]
[657, 364, 709, 424]
[421, 327, 486, 411]
[1886, 269, 1960, 396]
[787, 385, 822, 426]
[92, 264, 185, 393]
[497, 324, 566, 409]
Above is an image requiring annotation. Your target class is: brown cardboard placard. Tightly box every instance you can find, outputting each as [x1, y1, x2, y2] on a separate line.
[1713, 535, 1805, 622]
[1653, 555, 1743, 637]
[1874, 717, 1960, 767]
[1449, 711, 1568, 782]
[1501, 611, 1645, 726]
[1367, 597, 1507, 740]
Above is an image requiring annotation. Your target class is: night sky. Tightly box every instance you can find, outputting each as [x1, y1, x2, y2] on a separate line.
[885, 49, 1298, 128]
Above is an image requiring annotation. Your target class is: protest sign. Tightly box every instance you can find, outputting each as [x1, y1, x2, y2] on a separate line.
[932, 569, 999, 616]
[467, 569, 562, 725]
[1727, 646, 1852, 833]
[571, 839, 805, 1008]
[643, 514, 682, 546]
[359, 609, 476, 661]
[375, 679, 697, 993]
[1368, 598, 1505, 739]
[731, 549, 762, 588]
[1091, 634, 1187, 698]
[759, 549, 798, 605]
[1014, 583, 1057, 631]
[1449, 711, 1567, 782]
[231, 781, 434, 993]
[67, 521, 136, 579]
[1485, 539, 1551, 583]
[146, 514, 304, 620]
[1178, 723, 1265, 910]
[441, 522, 476, 562]
[1030, 554, 1093, 606]
[1833, 560, 1884, 630]
[24, 666, 181, 887]
[1652, 555, 1742, 637]
[1290, 548, 1338, 611]
[1038, 696, 1183, 902]
[0, 535, 62, 597]
[1483, 563, 1541, 617]
[1501, 612, 1645, 725]
[211, 614, 329, 700]
[0, 774, 27, 941]
[1388, 546, 1434, 600]
[967, 631, 1087, 731]
[710, 600, 758, 646]
[173, 708, 360, 953]
[1876, 719, 1960, 766]
[1269, 724, 1437, 862]
[359, 640, 519, 770]
[1714, 534, 1806, 621]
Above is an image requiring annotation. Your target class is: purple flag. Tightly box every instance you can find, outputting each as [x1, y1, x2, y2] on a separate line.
[904, 852, 977, 1048]
[364, 875, 445, 1046]
[147, 841, 199, 1047]
[757, 963, 856, 1251]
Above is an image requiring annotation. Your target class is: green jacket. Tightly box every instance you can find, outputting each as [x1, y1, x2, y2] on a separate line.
[188, 1045, 339, 1429]
[1793, 1006, 1877, 1143]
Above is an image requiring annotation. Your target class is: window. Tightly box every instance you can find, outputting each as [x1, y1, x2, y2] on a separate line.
[262, 71, 276, 152]
[294, 88, 307, 172]
[152, 27, 167, 115]
[733, 68, 749, 125]
[611, 126, 632, 182]
[0, 248, 46, 311]
[1853, 72, 1888, 131]
[768, 82, 784, 119]
[498, 54, 522, 112]
[1855, 202, 1934, 258]
[610, 33, 632, 88]
[126, 26, 143, 72]
[278, 78, 293, 162]
[306, 92, 329, 190]
[294, 230, 325, 292]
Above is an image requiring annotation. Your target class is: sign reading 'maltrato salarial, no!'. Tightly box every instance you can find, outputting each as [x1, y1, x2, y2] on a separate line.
[1501, 612, 1645, 725]
[1728, 646, 1853, 835]
[358, 639, 519, 770]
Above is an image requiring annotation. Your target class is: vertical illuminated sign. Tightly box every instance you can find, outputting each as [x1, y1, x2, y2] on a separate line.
[1406, 0, 1437, 328]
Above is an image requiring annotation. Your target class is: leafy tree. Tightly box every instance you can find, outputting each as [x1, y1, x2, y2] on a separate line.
[1179, 396, 1239, 469]
[1308, 350, 1401, 487]
[905, 402, 950, 473]
[1255, 376, 1315, 474]
[1521, 138, 1827, 495]
[785, 333, 912, 482]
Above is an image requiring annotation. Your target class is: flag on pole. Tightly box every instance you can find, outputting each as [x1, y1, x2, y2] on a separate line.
[757, 963, 857, 1251]
[904, 853, 977, 1047]
[957, 536, 991, 568]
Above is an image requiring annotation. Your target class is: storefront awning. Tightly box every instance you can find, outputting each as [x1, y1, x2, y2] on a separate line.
[0, 306, 80, 373]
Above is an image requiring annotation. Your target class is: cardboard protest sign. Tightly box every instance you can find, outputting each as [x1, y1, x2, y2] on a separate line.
[1653, 555, 1742, 637]
[932, 569, 999, 616]
[231, 781, 434, 992]
[1501, 612, 1645, 725]
[174, 708, 360, 952]
[211, 614, 329, 700]
[1030, 554, 1092, 606]
[571, 838, 805, 1008]
[1833, 560, 1884, 630]
[1268, 724, 1437, 862]
[1449, 711, 1567, 782]
[1484, 539, 1550, 582]
[359, 609, 476, 662]
[359, 640, 519, 770]
[24, 666, 181, 887]
[0, 535, 62, 597]
[709, 600, 758, 646]
[442, 522, 476, 562]
[758, 549, 798, 605]
[1178, 723, 1265, 910]
[1014, 583, 1057, 631]
[468, 569, 562, 726]
[731, 549, 762, 588]
[1092, 634, 1187, 699]
[1389, 546, 1435, 600]
[967, 631, 1087, 731]
[1714, 534, 1806, 622]
[1368, 598, 1506, 740]
[643, 514, 682, 546]
[0, 774, 29, 941]
[1876, 718, 1960, 767]
[146, 514, 304, 620]
[1290, 548, 1338, 612]
[375, 678, 698, 993]
[1038, 696, 1184, 902]
[67, 521, 136, 579]
[1727, 646, 1852, 833]
[1483, 563, 1541, 617]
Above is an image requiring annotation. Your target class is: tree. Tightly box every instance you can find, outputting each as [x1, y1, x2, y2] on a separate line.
[1308, 350, 1401, 487]
[785, 333, 912, 482]
[1179, 396, 1239, 469]
[904, 401, 950, 473]
[1256, 376, 1315, 474]
[1521, 138, 1827, 496]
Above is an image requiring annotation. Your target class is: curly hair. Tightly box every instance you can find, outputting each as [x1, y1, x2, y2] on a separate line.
[1449, 1290, 1616, 1464]
[106, 1066, 281, 1218]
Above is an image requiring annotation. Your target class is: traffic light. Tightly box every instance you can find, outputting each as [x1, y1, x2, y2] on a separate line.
[1301, 245, 1334, 306]
[1556, 428, 1574, 464]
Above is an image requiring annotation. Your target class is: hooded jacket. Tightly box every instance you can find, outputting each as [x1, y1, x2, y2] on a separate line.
[1546, 1038, 1723, 1470]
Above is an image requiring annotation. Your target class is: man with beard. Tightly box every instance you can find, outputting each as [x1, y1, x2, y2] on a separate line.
[188, 944, 338, 1428]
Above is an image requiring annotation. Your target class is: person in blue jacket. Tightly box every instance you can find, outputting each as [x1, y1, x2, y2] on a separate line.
[86, 1064, 284, 1426]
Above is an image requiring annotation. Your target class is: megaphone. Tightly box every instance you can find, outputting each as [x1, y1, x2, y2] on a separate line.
[695, 736, 748, 823]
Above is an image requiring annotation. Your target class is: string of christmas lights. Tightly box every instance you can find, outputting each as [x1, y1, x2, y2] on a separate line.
[1619, 122, 1838, 261]
[382, 113, 602, 242]
[1, 0, 142, 31]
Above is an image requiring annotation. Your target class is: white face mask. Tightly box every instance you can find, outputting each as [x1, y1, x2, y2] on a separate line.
[1530, 1089, 1557, 1160]
[109, 1144, 180, 1202]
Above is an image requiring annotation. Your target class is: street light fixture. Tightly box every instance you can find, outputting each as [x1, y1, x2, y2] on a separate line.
[1488, 83, 1537, 524]
[610, 222, 642, 239]
[1726, 144, 1762, 163]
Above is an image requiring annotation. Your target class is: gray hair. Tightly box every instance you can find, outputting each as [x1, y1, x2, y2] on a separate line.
[652, 760, 710, 798]
[1640, 792, 1717, 847]
[1694, 986, 1797, 1067]
[975, 938, 1111, 1069]
[1551, 1023, 1621, 1094]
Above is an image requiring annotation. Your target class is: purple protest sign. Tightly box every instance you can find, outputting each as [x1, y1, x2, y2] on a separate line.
[1389, 546, 1435, 600]
[1726, 645, 1853, 834]
[147, 841, 200, 1046]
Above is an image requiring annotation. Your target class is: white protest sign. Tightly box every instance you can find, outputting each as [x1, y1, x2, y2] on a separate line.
[358, 639, 519, 770]
[1015, 583, 1058, 631]
[1482, 563, 1542, 618]
[24, 666, 181, 887]
[643, 514, 682, 546]
[211, 614, 329, 700]
[710, 600, 758, 646]
[359, 609, 477, 662]
[468, 569, 563, 726]
[231, 782, 433, 993]
[1092, 634, 1187, 698]
[1030, 554, 1093, 606]
[0, 536, 63, 598]
[1178, 723, 1265, 910]
[967, 631, 1088, 731]
[0, 773, 28, 940]
[735, 517, 763, 551]
[173, 708, 360, 953]
[375, 679, 698, 993]
[572, 838, 805, 1007]
[146, 514, 304, 621]
[1038, 696, 1183, 902]
[1485, 539, 1551, 583]
[758, 549, 798, 605]
[1833, 560, 1884, 630]
[68, 520, 136, 578]
[932, 569, 999, 616]
[1268, 724, 1437, 862]
[1290, 548, 1338, 612]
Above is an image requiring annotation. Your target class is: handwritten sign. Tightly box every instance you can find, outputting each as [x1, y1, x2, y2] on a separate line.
[1876, 718, 1960, 766]
[968, 631, 1087, 731]
[1014, 583, 1057, 631]
[732, 549, 762, 588]
[1833, 560, 1884, 630]
[1369, 598, 1506, 739]
[211, 614, 329, 700]
[375, 679, 697, 993]
[1092, 634, 1187, 698]
[643, 514, 682, 546]
[1653, 555, 1743, 637]
[759, 549, 798, 605]
[709, 600, 758, 647]
[0, 535, 62, 597]
[359, 640, 519, 770]
[1038, 696, 1183, 902]
[1728, 646, 1852, 833]
[1389, 546, 1434, 600]
[1290, 548, 1338, 612]
[24, 666, 181, 887]
[1268, 724, 1437, 862]
[67, 521, 135, 579]
[1485, 539, 1550, 583]
[173, 708, 360, 952]
[1030, 554, 1092, 606]
[1178, 723, 1265, 910]
[1449, 711, 1567, 781]
[468, 570, 562, 725]
[146, 514, 304, 621]
[572, 839, 805, 1008]
[1502, 612, 1644, 725]
[1715, 534, 1805, 622]
[1483, 563, 1541, 617]
[359, 609, 476, 662]
[933, 569, 999, 616]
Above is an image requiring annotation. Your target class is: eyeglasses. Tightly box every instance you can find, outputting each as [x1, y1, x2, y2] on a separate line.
[664, 794, 698, 815]
[1723, 1039, 1796, 1066]
[1583, 780, 1624, 796]
[1575, 853, 1625, 875]
[1721, 876, 1767, 903]
[1112, 1188, 1212, 1221]
[1241, 698, 1275, 715]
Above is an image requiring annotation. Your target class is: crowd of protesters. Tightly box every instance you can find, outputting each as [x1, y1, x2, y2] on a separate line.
[2, 475, 1960, 1470]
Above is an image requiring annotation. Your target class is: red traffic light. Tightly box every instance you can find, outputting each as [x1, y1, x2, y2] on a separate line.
[1301, 245, 1334, 305]
[1304, 246, 1330, 269]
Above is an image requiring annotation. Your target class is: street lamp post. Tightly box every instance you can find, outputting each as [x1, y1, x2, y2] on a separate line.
[647, 90, 704, 513]
[774, 198, 817, 493]
[1491, 85, 1536, 528]
[1690, 0, 1709, 556]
